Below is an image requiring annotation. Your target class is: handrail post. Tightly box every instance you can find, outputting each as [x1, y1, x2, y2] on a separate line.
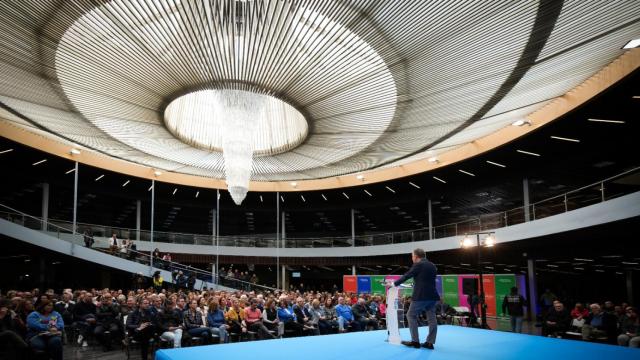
[601, 181, 605, 202]
[564, 194, 568, 212]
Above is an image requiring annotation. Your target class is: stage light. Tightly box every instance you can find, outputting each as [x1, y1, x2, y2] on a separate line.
[484, 235, 495, 247]
[461, 236, 474, 248]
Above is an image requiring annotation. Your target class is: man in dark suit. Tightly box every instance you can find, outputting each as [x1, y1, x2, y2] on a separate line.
[394, 248, 439, 350]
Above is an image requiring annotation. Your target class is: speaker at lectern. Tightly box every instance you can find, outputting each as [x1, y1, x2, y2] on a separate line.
[385, 281, 412, 345]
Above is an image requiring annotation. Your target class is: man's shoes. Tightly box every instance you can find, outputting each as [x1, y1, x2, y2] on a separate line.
[401, 341, 420, 348]
[421, 342, 435, 349]
[77, 335, 84, 345]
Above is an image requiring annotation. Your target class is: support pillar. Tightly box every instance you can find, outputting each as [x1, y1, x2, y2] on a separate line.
[351, 208, 355, 246]
[41, 183, 49, 231]
[428, 199, 433, 240]
[72, 161, 78, 234]
[282, 265, 287, 291]
[523, 178, 531, 222]
[282, 211, 286, 248]
[150, 180, 155, 269]
[352, 265, 356, 275]
[527, 258, 538, 320]
[136, 200, 141, 241]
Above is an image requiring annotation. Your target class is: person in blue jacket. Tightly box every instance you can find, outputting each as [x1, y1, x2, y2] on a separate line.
[26, 299, 64, 360]
[335, 297, 361, 332]
[277, 298, 303, 336]
[206, 300, 229, 343]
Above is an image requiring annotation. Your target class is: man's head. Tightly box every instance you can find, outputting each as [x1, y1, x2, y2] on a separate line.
[590, 303, 601, 314]
[101, 294, 113, 306]
[338, 297, 344, 305]
[510, 286, 518, 295]
[357, 298, 366, 306]
[412, 248, 426, 263]
[553, 302, 564, 311]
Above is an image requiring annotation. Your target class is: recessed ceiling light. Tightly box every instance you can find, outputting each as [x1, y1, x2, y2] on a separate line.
[65, 168, 75, 174]
[342, 192, 349, 199]
[95, 174, 104, 181]
[427, 157, 439, 163]
[259, 195, 263, 202]
[321, 194, 327, 201]
[595, 269, 605, 273]
[122, 180, 130, 187]
[70, 148, 81, 155]
[409, 182, 421, 189]
[364, 189, 372, 197]
[290, 182, 297, 187]
[154, 170, 162, 176]
[586, 118, 625, 124]
[300, 195, 306, 202]
[511, 119, 531, 126]
[546, 264, 559, 268]
[172, 188, 177, 195]
[356, 174, 364, 180]
[0, 149, 13, 154]
[550, 136, 580, 143]
[385, 186, 395, 193]
[32, 159, 47, 166]
[433, 176, 446, 183]
[574, 258, 594, 262]
[486, 160, 506, 168]
[280, 195, 285, 202]
[458, 169, 475, 177]
[516, 150, 541, 156]
[622, 38, 640, 49]
[633, 96, 640, 99]
[574, 267, 584, 270]
[195, 191, 199, 198]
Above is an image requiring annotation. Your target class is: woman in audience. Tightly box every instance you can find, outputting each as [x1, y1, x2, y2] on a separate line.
[617, 307, 639, 347]
[225, 299, 247, 340]
[12, 299, 32, 338]
[262, 298, 283, 337]
[183, 299, 213, 344]
[571, 303, 589, 319]
[321, 298, 339, 334]
[158, 300, 183, 348]
[26, 299, 64, 360]
[207, 299, 229, 343]
[277, 298, 303, 337]
[0, 299, 28, 360]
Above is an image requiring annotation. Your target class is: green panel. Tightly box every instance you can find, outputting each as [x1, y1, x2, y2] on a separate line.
[441, 275, 459, 306]
[370, 275, 386, 295]
[399, 278, 414, 298]
[495, 274, 516, 317]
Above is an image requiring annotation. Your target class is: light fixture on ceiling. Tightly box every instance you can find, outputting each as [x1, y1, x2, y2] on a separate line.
[511, 119, 531, 127]
[321, 194, 327, 201]
[32, 159, 47, 166]
[148, 185, 153, 191]
[586, 118, 625, 124]
[122, 180, 130, 187]
[409, 182, 421, 189]
[70, 148, 81, 155]
[461, 236, 474, 248]
[154, 170, 162, 176]
[458, 169, 475, 177]
[550, 136, 580, 143]
[342, 192, 349, 199]
[95, 174, 104, 181]
[516, 150, 541, 156]
[195, 191, 199, 198]
[483, 235, 495, 247]
[433, 176, 446, 183]
[280, 195, 285, 202]
[259, 195, 263, 202]
[385, 186, 395, 193]
[300, 195, 306, 202]
[364, 189, 372, 197]
[622, 38, 640, 49]
[290, 182, 297, 188]
[356, 174, 365, 180]
[486, 160, 506, 168]
[172, 188, 177, 195]
[0, 149, 13, 154]
[427, 157, 439, 163]
[65, 168, 75, 174]
[633, 96, 640, 99]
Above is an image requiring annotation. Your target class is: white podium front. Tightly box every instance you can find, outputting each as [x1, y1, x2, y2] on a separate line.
[386, 284, 411, 345]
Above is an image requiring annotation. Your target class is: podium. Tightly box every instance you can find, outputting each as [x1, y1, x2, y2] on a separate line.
[386, 284, 412, 345]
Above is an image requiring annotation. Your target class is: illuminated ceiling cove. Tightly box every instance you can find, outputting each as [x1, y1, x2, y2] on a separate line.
[0, 1, 639, 181]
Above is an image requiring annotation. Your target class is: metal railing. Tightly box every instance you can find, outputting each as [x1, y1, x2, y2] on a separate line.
[0, 204, 275, 293]
[2, 166, 638, 249]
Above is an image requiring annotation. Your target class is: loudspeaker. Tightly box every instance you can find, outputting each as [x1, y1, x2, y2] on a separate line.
[462, 278, 478, 296]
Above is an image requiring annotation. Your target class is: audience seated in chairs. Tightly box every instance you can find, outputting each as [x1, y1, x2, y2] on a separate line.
[435, 298, 456, 325]
[319, 298, 339, 334]
[94, 292, 121, 351]
[262, 299, 284, 337]
[206, 299, 229, 343]
[244, 299, 277, 340]
[617, 306, 640, 348]
[335, 296, 361, 332]
[277, 298, 304, 337]
[352, 297, 379, 331]
[293, 297, 319, 335]
[542, 301, 571, 338]
[157, 299, 183, 348]
[582, 303, 618, 343]
[26, 299, 64, 360]
[73, 293, 96, 347]
[183, 299, 213, 345]
[0, 299, 28, 360]
[125, 298, 157, 360]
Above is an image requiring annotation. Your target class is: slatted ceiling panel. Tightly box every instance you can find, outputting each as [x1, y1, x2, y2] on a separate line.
[538, 1, 640, 60]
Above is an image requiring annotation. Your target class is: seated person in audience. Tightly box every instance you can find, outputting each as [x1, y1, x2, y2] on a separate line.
[262, 299, 284, 337]
[73, 294, 96, 347]
[206, 300, 229, 343]
[581, 303, 618, 342]
[436, 298, 455, 325]
[603, 301, 615, 315]
[53, 292, 75, 328]
[320, 298, 339, 334]
[368, 296, 381, 318]
[307, 299, 326, 336]
[226, 299, 248, 339]
[158, 300, 183, 348]
[277, 298, 303, 336]
[335, 297, 360, 332]
[617, 306, 640, 348]
[614, 305, 627, 330]
[542, 301, 571, 337]
[183, 299, 213, 344]
[244, 299, 277, 339]
[13, 299, 33, 338]
[26, 299, 64, 360]
[571, 303, 589, 320]
[94, 293, 121, 351]
[120, 296, 136, 318]
[126, 298, 157, 360]
[0, 299, 28, 360]
[293, 297, 318, 335]
[352, 298, 379, 331]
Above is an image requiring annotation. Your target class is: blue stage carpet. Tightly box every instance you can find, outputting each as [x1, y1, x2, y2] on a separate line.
[155, 325, 636, 360]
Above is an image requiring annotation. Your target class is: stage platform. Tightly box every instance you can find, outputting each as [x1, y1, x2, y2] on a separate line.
[155, 325, 636, 360]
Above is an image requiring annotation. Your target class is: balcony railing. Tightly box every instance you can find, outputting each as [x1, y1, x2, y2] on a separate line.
[2, 166, 638, 249]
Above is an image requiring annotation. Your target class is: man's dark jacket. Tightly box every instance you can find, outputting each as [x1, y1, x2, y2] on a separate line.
[394, 259, 439, 301]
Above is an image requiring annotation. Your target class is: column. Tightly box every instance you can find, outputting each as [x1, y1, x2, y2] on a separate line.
[427, 199, 433, 240]
[282, 211, 286, 248]
[276, 192, 280, 289]
[351, 208, 355, 246]
[150, 180, 155, 269]
[527, 259, 538, 320]
[41, 183, 49, 231]
[352, 265, 356, 275]
[136, 200, 141, 241]
[523, 178, 531, 222]
[282, 265, 287, 291]
[72, 161, 78, 234]
[216, 189, 220, 284]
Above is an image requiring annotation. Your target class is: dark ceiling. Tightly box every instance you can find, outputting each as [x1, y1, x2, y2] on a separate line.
[0, 69, 639, 237]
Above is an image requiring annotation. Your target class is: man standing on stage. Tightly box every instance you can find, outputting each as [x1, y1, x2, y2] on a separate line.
[394, 248, 439, 350]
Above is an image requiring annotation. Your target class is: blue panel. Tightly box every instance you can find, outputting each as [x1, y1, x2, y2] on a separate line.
[357, 275, 371, 294]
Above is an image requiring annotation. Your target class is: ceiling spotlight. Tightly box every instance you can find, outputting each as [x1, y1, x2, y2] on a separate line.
[461, 236, 474, 248]
[172, 188, 177, 195]
[364, 189, 372, 197]
[550, 136, 580, 143]
[195, 191, 199, 198]
[32, 159, 47, 166]
[280, 195, 285, 202]
[516, 150, 541, 157]
[0, 149, 14, 154]
[458, 169, 475, 177]
[433, 176, 446, 184]
[259, 195, 263, 203]
[300, 195, 306, 202]
[342, 192, 350, 199]
[95, 174, 104, 181]
[356, 174, 365, 180]
[486, 160, 506, 168]
[154, 170, 162, 176]
[321, 194, 327, 201]
[385, 186, 396, 193]
[409, 182, 421, 189]
[586, 118, 625, 124]
[511, 119, 531, 127]
[122, 180, 130, 187]
[427, 157, 439, 163]
[290, 182, 297, 188]
[622, 38, 640, 49]
[70, 148, 81, 155]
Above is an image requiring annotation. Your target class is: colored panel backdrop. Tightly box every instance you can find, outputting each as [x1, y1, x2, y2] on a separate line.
[357, 276, 371, 294]
[495, 274, 516, 317]
[384, 275, 401, 297]
[458, 275, 479, 309]
[371, 275, 386, 295]
[343, 276, 357, 293]
[399, 277, 414, 298]
[441, 275, 459, 307]
[482, 275, 496, 317]
[436, 276, 443, 297]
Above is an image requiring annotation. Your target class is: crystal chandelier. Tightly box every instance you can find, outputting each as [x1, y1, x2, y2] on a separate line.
[218, 90, 265, 205]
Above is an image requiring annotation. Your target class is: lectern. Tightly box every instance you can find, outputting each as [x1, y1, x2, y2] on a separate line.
[386, 283, 411, 344]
